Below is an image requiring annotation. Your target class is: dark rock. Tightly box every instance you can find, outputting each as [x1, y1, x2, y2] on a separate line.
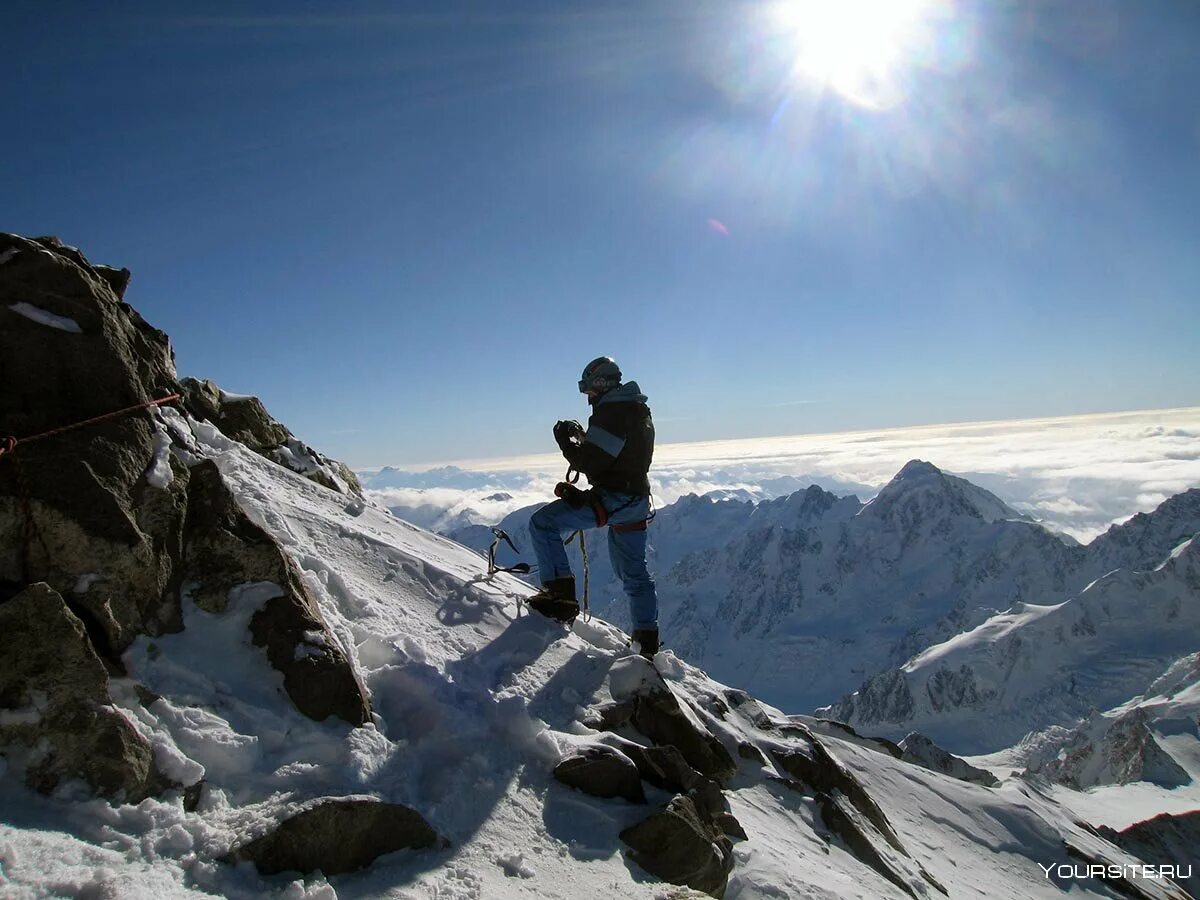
[180, 378, 289, 455]
[620, 794, 734, 898]
[899, 732, 999, 787]
[724, 689, 777, 731]
[584, 698, 636, 731]
[94, 265, 131, 299]
[772, 736, 905, 855]
[185, 460, 371, 726]
[1, 232, 185, 651]
[1101, 811, 1200, 898]
[225, 797, 446, 875]
[738, 741, 766, 764]
[183, 780, 204, 813]
[599, 734, 703, 793]
[818, 791, 945, 899]
[0, 583, 158, 800]
[553, 745, 646, 804]
[180, 377, 362, 497]
[714, 811, 747, 841]
[611, 659, 736, 783]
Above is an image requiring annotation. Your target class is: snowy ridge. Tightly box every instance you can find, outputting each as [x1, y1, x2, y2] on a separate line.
[1, 411, 1188, 898]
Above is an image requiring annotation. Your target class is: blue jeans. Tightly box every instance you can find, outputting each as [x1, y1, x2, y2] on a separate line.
[529, 491, 658, 631]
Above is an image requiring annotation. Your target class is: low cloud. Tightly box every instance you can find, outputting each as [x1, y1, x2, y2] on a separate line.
[361, 408, 1200, 541]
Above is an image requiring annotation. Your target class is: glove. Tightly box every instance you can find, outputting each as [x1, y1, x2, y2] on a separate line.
[553, 420, 584, 456]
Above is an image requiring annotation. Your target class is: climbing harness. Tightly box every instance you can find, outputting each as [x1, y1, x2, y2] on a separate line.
[486, 527, 531, 577]
[0, 391, 181, 582]
[557, 491, 657, 625]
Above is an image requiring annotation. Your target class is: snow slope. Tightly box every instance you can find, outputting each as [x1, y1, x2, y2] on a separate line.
[1, 412, 1186, 899]
[825, 536, 1200, 753]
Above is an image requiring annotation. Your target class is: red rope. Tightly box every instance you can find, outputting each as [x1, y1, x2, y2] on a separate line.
[0, 392, 181, 460]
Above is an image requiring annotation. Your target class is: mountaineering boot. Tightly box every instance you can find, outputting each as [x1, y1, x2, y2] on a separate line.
[527, 577, 579, 624]
[631, 628, 660, 659]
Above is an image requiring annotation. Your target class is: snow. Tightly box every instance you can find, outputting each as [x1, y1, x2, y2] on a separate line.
[72, 574, 103, 594]
[145, 416, 175, 489]
[7, 302, 83, 333]
[2, 405, 1197, 899]
[0, 248, 20, 266]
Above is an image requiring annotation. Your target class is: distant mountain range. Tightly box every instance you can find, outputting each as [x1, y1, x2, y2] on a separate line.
[448, 461, 1200, 754]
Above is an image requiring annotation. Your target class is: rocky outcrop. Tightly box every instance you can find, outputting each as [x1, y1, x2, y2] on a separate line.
[772, 728, 945, 899]
[608, 657, 737, 783]
[1031, 707, 1191, 789]
[899, 732, 999, 787]
[553, 745, 646, 804]
[180, 377, 362, 497]
[225, 797, 446, 875]
[0, 583, 159, 800]
[1099, 811, 1200, 898]
[1, 233, 186, 649]
[184, 461, 371, 726]
[619, 794, 736, 898]
[0, 233, 371, 748]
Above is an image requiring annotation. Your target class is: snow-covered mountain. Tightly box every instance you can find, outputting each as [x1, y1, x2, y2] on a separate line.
[450, 461, 1200, 756]
[824, 535, 1200, 752]
[4, 233, 1194, 898]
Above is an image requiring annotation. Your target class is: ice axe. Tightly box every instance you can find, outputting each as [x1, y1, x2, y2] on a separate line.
[487, 527, 531, 576]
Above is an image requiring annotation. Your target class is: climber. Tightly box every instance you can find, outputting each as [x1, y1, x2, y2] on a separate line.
[526, 357, 659, 657]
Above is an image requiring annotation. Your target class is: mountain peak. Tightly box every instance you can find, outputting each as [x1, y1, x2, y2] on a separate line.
[865, 460, 1023, 526]
[896, 459, 943, 479]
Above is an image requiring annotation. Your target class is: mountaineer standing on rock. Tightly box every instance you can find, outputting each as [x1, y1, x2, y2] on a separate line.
[527, 357, 659, 657]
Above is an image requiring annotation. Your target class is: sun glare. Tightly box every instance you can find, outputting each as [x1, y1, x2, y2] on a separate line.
[770, 0, 935, 109]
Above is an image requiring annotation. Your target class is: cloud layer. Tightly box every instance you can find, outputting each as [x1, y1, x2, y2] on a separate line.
[361, 407, 1200, 541]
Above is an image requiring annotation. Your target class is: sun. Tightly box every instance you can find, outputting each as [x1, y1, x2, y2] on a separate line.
[770, 0, 935, 109]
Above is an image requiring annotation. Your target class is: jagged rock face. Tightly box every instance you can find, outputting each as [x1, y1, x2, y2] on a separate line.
[608, 657, 737, 783]
[1031, 707, 1191, 789]
[0, 584, 158, 800]
[898, 732, 999, 787]
[180, 378, 290, 455]
[0, 234, 371, 800]
[1100, 812, 1200, 898]
[770, 728, 946, 900]
[225, 797, 446, 875]
[1, 233, 185, 648]
[180, 377, 362, 497]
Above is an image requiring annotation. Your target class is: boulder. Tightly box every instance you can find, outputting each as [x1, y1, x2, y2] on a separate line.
[184, 460, 371, 726]
[225, 797, 446, 875]
[608, 738, 703, 794]
[619, 794, 735, 898]
[553, 745, 646, 804]
[0, 583, 159, 800]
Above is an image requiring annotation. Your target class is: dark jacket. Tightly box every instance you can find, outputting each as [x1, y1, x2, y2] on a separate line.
[565, 381, 654, 495]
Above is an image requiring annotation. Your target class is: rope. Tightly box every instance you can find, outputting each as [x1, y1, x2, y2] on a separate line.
[0, 392, 181, 459]
[0, 391, 181, 583]
[565, 529, 590, 622]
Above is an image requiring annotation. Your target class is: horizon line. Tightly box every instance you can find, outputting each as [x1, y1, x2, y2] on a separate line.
[353, 404, 1200, 474]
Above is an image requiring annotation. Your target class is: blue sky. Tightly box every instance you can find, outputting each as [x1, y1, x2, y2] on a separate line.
[6, 1, 1198, 466]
